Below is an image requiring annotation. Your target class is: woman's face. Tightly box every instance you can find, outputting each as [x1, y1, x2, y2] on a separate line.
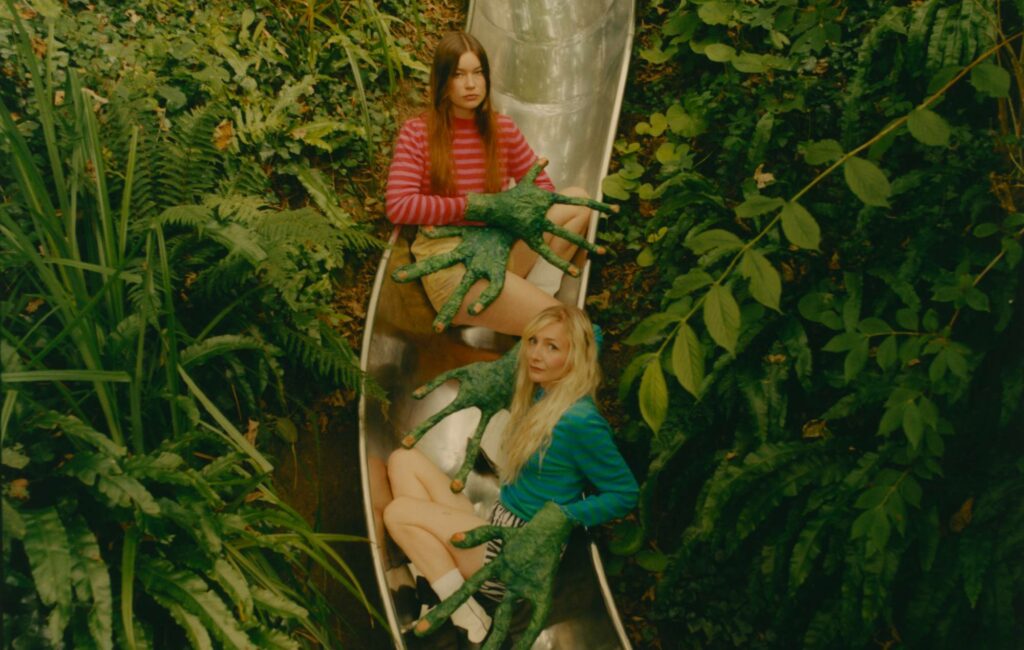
[526, 320, 571, 388]
[447, 51, 486, 118]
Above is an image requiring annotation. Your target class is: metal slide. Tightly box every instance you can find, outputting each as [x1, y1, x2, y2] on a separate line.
[359, 1, 635, 647]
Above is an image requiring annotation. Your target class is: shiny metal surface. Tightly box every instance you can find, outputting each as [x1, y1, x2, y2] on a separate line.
[359, 1, 635, 647]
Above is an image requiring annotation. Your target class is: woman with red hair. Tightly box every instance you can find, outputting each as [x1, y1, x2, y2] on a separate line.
[386, 31, 594, 335]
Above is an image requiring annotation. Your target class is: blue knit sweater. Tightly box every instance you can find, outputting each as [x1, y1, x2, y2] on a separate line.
[500, 395, 638, 527]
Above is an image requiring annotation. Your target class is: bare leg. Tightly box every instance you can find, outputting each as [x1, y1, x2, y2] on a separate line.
[388, 448, 474, 514]
[384, 449, 488, 582]
[509, 186, 592, 276]
[449, 273, 561, 335]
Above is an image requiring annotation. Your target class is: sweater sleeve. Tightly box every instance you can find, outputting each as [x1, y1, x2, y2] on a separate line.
[561, 405, 639, 527]
[501, 117, 556, 191]
[385, 119, 468, 225]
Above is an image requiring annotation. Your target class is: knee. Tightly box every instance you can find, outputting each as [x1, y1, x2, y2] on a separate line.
[387, 447, 418, 482]
[383, 495, 413, 532]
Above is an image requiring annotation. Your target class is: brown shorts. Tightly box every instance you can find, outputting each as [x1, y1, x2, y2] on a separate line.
[411, 228, 515, 314]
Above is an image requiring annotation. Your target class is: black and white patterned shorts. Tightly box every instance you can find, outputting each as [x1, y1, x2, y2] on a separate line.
[478, 501, 527, 601]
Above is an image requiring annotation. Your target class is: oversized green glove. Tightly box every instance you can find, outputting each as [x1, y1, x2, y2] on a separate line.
[464, 158, 619, 278]
[401, 342, 519, 492]
[414, 502, 574, 650]
[392, 225, 517, 332]
[391, 158, 618, 331]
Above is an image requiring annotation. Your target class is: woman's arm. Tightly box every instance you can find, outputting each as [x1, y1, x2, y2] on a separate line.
[385, 119, 469, 225]
[561, 403, 639, 527]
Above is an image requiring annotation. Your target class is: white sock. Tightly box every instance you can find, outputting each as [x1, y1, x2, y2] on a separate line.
[526, 257, 564, 296]
[431, 568, 491, 643]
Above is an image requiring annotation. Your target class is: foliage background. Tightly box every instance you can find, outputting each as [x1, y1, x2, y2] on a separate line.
[594, 0, 1024, 648]
[3, 0, 1023, 648]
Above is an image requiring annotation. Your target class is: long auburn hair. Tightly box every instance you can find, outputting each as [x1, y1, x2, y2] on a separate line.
[427, 32, 504, 196]
[501, 305, 602, 483]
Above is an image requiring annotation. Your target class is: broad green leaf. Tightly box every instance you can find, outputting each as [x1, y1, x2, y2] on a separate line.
[666, 104, 703, 137]
[671, 323, 704, 397]
[844, 338, 869, 382]
[635, 112, 668, 136]
[685, 228, 743, 254]
[22, 508, 73, 638]
[972, 222, 999, 238]
[739, 250, 781, 311]
[154, 596, 213, 650]
[843, 156, 891, 207]
[618, 352, 656, 401]
[780, 201, 821, 250]
[877, 335, 898, 370]
[698, 1, 734, 25]
[732, 52, 768, 73]
[636, 549, 669, 572]
[624, 312, 678, 345]
[67, 516, 113, 650]
[703, 284, 741, 353]
[822, 332, 862, 352]
[609, 520, 644, 556]
[36, 412, 126, 457]
[735, 195, 784, 219]
[857, 317, 890, 335]
[639, 359, 669, 432]
[903, 400, 923, 449]
[900, 476, 923, 508]
[636, 246, 656, 267]
[666, 269, 714, 298]
[970, 63, 1010, 98]
[929, 349, 948, 382]
[3, 498, 25, 539]
[705, 43, 736, 62]
[801, 139, 844, 165]
[878, 403, 905, 435]
[895, 308, 919, 330]
[907, 108, 950, 147]
[601, 173, 633, 200]
[855, 486, 890, 510]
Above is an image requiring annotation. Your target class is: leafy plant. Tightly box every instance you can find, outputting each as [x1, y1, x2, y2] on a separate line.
[1, 4, 384, 646]
[600, 0, 1024, 647]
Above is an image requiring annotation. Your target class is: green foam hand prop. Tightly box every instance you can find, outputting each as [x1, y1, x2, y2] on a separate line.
[391, 158, 618, 331]
[392, 225, 517, 332]
[401, 342, 519, 492]
[414, 502, 573, 650]
[464, 158, 618, 277]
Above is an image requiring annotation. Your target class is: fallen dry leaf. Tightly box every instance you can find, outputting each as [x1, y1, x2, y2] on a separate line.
[245, 418, 259, 445]
[213, 119, 234, 151]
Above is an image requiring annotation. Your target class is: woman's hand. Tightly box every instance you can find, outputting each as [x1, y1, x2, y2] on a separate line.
[413, 502, 573, 649]
[398, 342, 519, 492]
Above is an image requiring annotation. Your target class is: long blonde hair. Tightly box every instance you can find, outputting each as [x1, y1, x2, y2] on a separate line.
[426, 32, 503, 196]
[502, 305, 601, 483]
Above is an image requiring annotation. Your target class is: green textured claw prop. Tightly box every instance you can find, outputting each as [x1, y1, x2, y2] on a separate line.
[465, 158, 618, 277]
[401, 342, 519, 492]
[391, 158, 618, 331]
[392, 225, 517, 332]
[414, 502, 573, 650]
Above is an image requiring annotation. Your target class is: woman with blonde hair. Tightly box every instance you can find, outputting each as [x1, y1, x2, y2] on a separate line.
[385, 32, 596, 335]
[384, 305, 638, 642]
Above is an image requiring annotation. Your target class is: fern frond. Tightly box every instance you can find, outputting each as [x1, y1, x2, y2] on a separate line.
[179, 334, 279, 370]
[272, 321, 377, 394]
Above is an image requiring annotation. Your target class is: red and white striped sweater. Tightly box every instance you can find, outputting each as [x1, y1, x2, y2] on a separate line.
[385, 113, 555, 226]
